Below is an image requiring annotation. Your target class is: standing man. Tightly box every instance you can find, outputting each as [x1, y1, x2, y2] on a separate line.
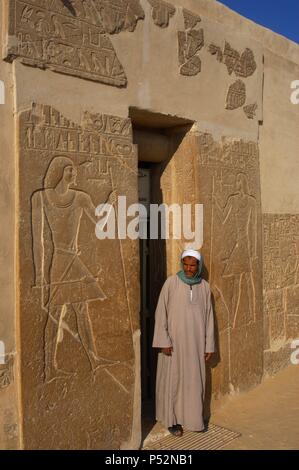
[153, 249, 215, 436]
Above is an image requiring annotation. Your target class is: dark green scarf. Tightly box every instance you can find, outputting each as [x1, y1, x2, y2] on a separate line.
[176, 257, 203, 286]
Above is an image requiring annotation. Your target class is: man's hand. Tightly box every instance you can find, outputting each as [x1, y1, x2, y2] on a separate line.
[205, 352, 213, 362]
[161, 347, 173, 356]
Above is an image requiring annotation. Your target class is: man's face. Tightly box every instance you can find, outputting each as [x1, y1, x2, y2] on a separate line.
[182, 256, 198, 277]
[63, 165, 77, 185]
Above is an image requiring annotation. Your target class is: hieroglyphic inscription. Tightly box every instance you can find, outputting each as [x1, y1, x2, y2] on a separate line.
[208, 41, 257, 78]
[94, 0, 145, 34]
[223, 41, 240, 75]
[178, 9, 204, 76]
[235, 48, 257, 78]
[180, 56, 201, 76]
[197, 133, 259, 171]
[264, 215, 299, 291]
[5, 0, 127, 86]
[0, 355, 14, 389]
[24, 105, 134, 162]
[183, 9, 201, 30]
[263, 215, 299, 345]
[208, 43, 223, 62]
[243, 103, 258, 119]
[147, 0, 176, 28]
[19, 103, 137, 448]
[226, 79, 246, 110]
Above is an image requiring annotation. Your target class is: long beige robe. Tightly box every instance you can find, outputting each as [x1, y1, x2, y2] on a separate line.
[152, 274, 215, 431]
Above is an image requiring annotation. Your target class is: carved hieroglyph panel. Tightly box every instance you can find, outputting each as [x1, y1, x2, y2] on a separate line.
[18, 104, 139, 449]
[226, 80, 246, 110]
[208, 41, 257, 78]
[223, 41, 240, 75]
[4, 0, 128, 86]
[208, 43, 223, 63]
[235, 48, 257, 78]
[243, 103, 258, 119]
[263, 215, 299, 346]
[195, 133, 263, 391]
[94, 0, 145, 34]
[178, 9, 203, 77]
[147, 0, 176, 28]
[183, 9, 201, 30]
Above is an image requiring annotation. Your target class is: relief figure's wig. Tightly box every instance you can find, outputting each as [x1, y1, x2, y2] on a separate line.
[44, 155, 74, 188]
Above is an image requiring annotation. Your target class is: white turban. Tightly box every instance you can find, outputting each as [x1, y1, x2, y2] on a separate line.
[181, 249, 201, 262]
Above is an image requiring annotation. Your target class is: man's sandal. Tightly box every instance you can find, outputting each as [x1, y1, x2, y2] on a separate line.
[168, 424, 183, 437]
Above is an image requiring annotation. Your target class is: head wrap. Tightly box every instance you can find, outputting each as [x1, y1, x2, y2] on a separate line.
[177, 250, 203, 286]
[181, 249, 201, 262]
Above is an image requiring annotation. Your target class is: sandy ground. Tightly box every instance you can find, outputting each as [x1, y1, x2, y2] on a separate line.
[142, 365, 299, 450]
[212, 365, 299, 449]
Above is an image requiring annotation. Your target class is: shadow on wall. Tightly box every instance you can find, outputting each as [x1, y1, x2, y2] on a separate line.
[202, 261, 221, 423]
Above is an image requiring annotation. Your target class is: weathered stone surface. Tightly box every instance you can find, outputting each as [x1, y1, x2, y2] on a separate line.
[210, 329, 230, 399]
[263, 215, 299, 352]
[178, 29, 203, 61]
[180, 55, 201, 76]
[178, 6, 204, 77]
[18, 103, 139, 449]
[209, 41, 257, 79]
[178, 31, 203, 74]
[264, 342, 294, 377]
[208, 43, 223, 62]
[94, 0, 145, 34]
[4, 0, 127, 86]
[226, 79, 246, 110]
[0, 355, 14, 390]
[235, 48, 257, 78]
[147, 0, 176, 28]
[223, 41, 240, 75]
[243, 103, 258, 119]
[182, 8, 201, 30]
[195, 133, 263, 390]
[157, 131, 263, 392]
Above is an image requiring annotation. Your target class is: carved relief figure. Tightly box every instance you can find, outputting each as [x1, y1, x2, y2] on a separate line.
[31, 156, 116, 382]
[213, 173, 257, 327]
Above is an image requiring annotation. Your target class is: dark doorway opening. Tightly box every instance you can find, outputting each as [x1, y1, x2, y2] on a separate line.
[129, 108, 194, 442]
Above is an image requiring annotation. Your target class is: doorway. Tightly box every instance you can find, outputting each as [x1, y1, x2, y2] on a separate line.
[130, 108, 194, 440]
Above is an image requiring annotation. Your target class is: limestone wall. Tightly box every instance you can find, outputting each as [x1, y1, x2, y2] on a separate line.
[0, 0, 298, 449]
[0, 6, 20, 448]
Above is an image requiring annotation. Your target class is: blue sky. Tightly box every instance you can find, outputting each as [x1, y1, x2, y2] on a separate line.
[217, 0, 299, 44]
